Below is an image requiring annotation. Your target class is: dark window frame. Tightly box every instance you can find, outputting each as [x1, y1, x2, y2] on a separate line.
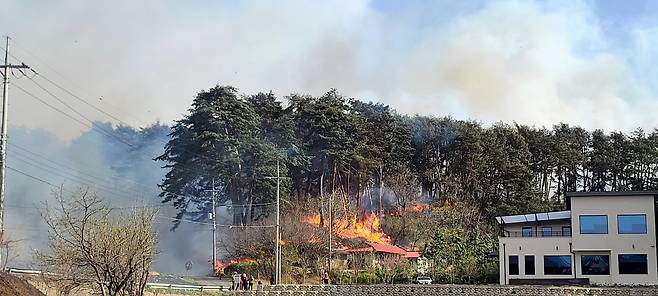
[542, 227, 553, 237]
[509, 255, 519, 275]
[581, 255, 610, 275]
[579, 215, 608, 234]
[524, 255, 535, 275]
[617, 214, 647, 234]
[618, 254, 648, 274]
[544, 255, 572, 275]
[562, 226, 572, 236]
[522, 227, 533, 237]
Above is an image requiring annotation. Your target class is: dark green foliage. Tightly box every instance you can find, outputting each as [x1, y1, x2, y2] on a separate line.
[156, 86, 286, 225]
[423, 227, 497, 284]
[158, 84, 658, 228]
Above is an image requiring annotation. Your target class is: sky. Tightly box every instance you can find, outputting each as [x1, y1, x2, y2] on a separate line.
[3, 0, 658, 139]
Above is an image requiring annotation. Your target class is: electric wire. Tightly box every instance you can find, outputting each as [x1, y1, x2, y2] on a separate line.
[11, 80, 259, 204]
[4, 40, 279, 213]
[2, 40, 150, 126]
[7, 148, 276, 208]
[26, 77, 139, 149]
[7, 166, 275, 227]
[9, 151, 144, 199]
[6, 165, 165, 209]
[8, 142, 156, 189]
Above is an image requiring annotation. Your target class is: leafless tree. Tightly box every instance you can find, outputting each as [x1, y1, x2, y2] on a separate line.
[384, 167, 420, 213]
[383, 167, 420, 244]
[35, 188, 156, 296]
[0, 232, 21, 271]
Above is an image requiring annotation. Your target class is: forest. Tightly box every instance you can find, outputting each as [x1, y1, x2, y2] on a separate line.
[156, 85, 658, 283]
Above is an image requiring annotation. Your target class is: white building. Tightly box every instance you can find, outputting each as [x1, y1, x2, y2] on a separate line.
[497, 191, 658, 285]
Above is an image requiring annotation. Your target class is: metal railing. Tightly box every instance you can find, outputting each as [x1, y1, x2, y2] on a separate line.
[502, 230, 572, 238]
[146, 282, 229, 292]
[7, 268, 231, 292]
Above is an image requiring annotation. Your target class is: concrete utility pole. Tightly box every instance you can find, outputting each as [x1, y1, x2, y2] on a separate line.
[265, 159, 283, 284]
[275, 160, 281, 284]
[205, 178, 220, 275]
[0, 36, 29, 248]
[328, 179, 332, 275]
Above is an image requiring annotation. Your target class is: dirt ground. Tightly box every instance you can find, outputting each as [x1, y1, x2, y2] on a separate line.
[0, 272, 45, 296]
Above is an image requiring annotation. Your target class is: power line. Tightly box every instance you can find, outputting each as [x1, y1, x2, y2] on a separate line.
[7, 48, 251, 175]
[12, 83, 95, 130]
[1, 41, 149, 126]
[37, 75, 132, 127]
[11, 81, 228, 201]
[6, 167, 274, 229]
[5, 155, 276, 208]
[10, 141, 278, 207]
[8, 142, 156, 190]
[0, 47, 141, 151]
[156, 215, 276, 228]
[6, 166, 57, 187]
[5, 39, 280, 213]
[25, 77, 139, 149]
[9, 151, 143, 199]
[5, 165, 168, 210]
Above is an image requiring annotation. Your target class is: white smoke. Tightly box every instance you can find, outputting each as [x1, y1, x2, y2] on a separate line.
[3, 0, 658, 140]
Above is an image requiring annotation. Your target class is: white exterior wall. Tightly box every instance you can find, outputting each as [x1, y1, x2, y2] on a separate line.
[499, 236, 573, 284]
[570, 195, 658, 285]
[497, 193, 658, 286]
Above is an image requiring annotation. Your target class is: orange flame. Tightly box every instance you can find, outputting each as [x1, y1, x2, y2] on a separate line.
[214, 257, 257, 276]
[303, 212, 391, 245]
[411, 203, 426, 213]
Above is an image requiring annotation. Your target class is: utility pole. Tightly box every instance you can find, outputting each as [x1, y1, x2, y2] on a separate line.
[0, 36, 29, 266]
[275, 159, 281, 284]
[265, 159, 283, 284]
[205, 178, 220, 275]
[328, 180, 332, 276]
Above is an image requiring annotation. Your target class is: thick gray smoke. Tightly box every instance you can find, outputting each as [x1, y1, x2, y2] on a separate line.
[3, 122, 220, 276]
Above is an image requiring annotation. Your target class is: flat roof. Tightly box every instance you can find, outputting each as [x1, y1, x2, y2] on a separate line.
[566, 191, 658, 197]
[495, 210, 571, 225]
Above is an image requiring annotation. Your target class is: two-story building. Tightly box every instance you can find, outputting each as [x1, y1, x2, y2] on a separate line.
[497, 191, 658, 285]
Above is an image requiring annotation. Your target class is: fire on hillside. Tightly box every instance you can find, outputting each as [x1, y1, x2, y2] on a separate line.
[303, 212, 392, 245]
[214, 257, 256, 276]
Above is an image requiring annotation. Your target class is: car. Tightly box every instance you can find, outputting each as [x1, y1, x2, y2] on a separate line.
[416, 275, 432, 285]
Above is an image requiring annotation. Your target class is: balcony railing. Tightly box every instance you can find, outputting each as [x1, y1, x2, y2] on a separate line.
[502, 231, 572, 238]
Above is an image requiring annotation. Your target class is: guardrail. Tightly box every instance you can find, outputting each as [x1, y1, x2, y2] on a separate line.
[146, 282, 230, 292]
[7, 268, 231, 292]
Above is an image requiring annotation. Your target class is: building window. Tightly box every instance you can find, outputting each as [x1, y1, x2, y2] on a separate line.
[542, 227, 552, 237]
[619, 254, 648, 274]
[579, 215, 608, 234]
[522, 227, 533, 237]
[544, 255, 571, 275]
[581, 255, 610, 275]
[618, 214, 647, 234]
[509, 256, 519, 275]
[562, 226, 572, 236]
[525, 255, 535, 275]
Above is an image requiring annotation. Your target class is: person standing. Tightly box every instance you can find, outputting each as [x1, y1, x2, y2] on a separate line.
[241, 273, 247, 290]
[248, 274, 254, 290]
[322, 270, 330, 285]
[232, 272, 240, 290]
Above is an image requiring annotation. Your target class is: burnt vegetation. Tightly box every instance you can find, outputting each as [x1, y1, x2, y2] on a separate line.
[156, 85, 658, 283]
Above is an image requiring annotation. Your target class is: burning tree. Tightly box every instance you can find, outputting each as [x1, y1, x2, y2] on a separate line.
[36, 188, 156, 296]
[218, 220, 274, 278]
[219, 201, 327, 283]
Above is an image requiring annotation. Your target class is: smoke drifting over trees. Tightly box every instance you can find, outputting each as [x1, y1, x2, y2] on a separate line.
[4, 122, 215, 275]
[159, 85, 658, 244]
[8, 84, 658, 277]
